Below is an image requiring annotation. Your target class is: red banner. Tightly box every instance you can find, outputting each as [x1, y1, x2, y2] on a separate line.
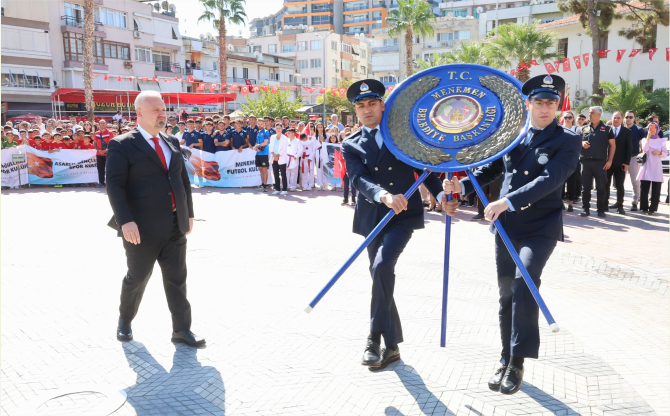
[197, 83, 206, 92]
[174, 77, 183, 82]
[388, 86, 395, 93]
[597, 50, 610, 58]
[573, 55, 582, 69]
[244, 79, 252, 86]
[252, 86, 260, 93]
[519, 62, 529, 69]
[544, 62, 557, 74]
[103, 75, 110, 81]
[629, 48, 642, 57]
[529, 59, 539, 66]
[616, 49, 626, 63]
[338, 87, 346, 97]
[187, 75, 194, 83]
[510, 69, 516, 76]
[648, 48, 658, 60]
[270, 86, 279, 94]
[117, 76, 123, 82]
[260, 86, 268, 92]
[209, 83, 217, 92]
[230, 84, 239, 91]
[152, 76, 158, 82]
[319, 87, 326, 94]
[240, 85, 249, 95]
[562, 58, 571, 72]
[666, 47, 669, 61]
[583, 53, 590, 67]
[289, 86, 298, 90]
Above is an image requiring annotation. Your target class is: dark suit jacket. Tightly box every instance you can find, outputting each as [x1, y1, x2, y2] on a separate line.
[106, 128, 194, 239]
[342, 130, 443, 237]
[461, 120, 581, 241]
[610, 126, 632, 167]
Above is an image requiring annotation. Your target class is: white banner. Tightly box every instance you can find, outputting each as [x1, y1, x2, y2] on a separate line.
[181, 147, 262, 187]
[25, 146, 98, 185]
[1, 145, 29, 187]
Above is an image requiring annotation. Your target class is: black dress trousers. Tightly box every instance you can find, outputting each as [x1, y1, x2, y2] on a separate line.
[366, 223, 414, 347]
[495, 234, 556, 366]
[119, 213, 192, 332]
[607, 167, 626, 206]
[581, 159, 608, 212]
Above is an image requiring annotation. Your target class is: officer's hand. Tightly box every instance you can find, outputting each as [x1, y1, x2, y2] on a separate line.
[442, 194, 458, 217]
[582, 141, 591, 149]
[121, 221, 141, 245]
[603, 161, 612, 170]
[442, 177, 462, 194]
[381, 192, 408, 214]
[186, 218, 193, 236]
[484, 199, 509, 222]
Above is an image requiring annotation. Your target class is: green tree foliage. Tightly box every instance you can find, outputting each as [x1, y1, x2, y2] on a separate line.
[416, 41, 494, 70]
[387, 0, 437, 79]
[240, 87, 304, 119]
[316, 79, 355, 117]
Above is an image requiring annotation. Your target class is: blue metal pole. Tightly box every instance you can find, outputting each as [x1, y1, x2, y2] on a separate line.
[440, 172, 453, 347]
[465, 170, 559, 333]
[305, 170, 432, 313]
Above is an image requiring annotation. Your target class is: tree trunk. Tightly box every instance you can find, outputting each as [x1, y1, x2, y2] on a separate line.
[219, 17, 227, 115]
[516, 66, 530, 83]
[405, 28, 414, 79]
[83, 0, 95, 122]
[586, 0, 601, 96]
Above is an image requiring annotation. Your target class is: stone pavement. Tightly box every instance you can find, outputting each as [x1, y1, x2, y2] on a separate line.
[1, 179, 668, 416]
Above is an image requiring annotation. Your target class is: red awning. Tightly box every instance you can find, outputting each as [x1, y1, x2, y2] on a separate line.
[50, 89, 237, 105]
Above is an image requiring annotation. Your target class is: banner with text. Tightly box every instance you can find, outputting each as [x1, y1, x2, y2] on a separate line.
[1, 145, 29, 187]
[181, 147, 262, 187]
[25, 147, 98, 185]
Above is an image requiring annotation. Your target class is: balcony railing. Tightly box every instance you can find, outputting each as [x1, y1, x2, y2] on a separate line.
[344, 3, 369, 12]
[286, 9, 308, 14]
[155, 62, 182, 73]
[1, 81, 51, 89]
[61, 15, 102, 29]
[422, 40, 453, 48]
[345, 16, 372, 24]
[372, 45, 399, 53]
[312, 6, 333, 13]
[227, 77, 257, 84]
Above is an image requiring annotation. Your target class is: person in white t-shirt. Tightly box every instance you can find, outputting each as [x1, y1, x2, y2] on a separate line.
[112, 111, 123, 124]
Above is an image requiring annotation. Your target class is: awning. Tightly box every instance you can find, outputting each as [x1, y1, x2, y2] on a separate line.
[51, 88, 237, 105]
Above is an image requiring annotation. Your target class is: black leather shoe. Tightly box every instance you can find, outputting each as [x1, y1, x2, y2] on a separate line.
[567, 205, 574, 212]
[171, 331, 206, 347]
[631, 203, 638, 211]
[609, 203, 619, 209]
[500, 365, 524, 395]
[361, 339, 381, 367]
[117, 318, 133, 342]
[580, 209, 590, 217]
[369, 346, 400, 371]
[488, 365, 507, 391]
[617, 206, 625, 215]
[597, 211, 607, 218]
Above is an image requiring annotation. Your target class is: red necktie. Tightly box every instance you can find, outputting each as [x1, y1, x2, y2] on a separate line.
[150, 137, 176, 211]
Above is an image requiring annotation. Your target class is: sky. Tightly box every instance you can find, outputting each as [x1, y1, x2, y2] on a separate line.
[170, 0, 284, 39]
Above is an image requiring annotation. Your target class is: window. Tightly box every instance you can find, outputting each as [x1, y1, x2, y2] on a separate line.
[243, 68, 249, 79]
[96, 8, 127, 28]
[302, 78, 309, 86]
[298, 41, 308, 51]
[452, 8, 467, 17]
[331, 40, 338, 50]
[311, 77, 322, 86]
[361, 50, 366, 58]
[135, 47, 152, 63]
[298, 60, 308, 70]
[289, 74, 293, 83]
[413, 36, 420, 44]
[341, 42, 352, 53]
[341, 60, 352, 71]
[638, 79, 653, 93]
[63, 32, 104, 64]
[332, 77, 338, 87]
[268, 44, 277, 53]
[598, 34, 608, 57]
[455, 30, 470, 40]
[232, 67, 238, 78]
[437, 32, 452, 42]
[310, 40, 322, 50]
[382, 38, 398, 47]
[642, 25, 657, 53]
[152, 50, 170, 64]
[64, 2, 83, 21]
[282, 43, 295, 52]
[380, 76, 396, 83]
[104, 41, 130, 60]
[557, 38, 568, 58]
[360, 65, 366, 75]
[253, 45, 262, 52]
[332, 59, 338, 68]
[507, 3, 514, 7]
[310, 59, 321, 68]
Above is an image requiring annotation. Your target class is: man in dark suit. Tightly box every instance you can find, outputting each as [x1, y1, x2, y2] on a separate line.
[443, 74, 581, 394]
[606, 111, 632, 215]
[342, 79, 446, 371]
[106, 91, 205, 347]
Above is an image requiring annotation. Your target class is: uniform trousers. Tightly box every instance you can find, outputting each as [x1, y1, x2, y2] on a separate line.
[627, 156, 642, 204]
[640, 180, 662, 212]
[565, 161, 582, 201]
[287, 166, 299, 189]
[607, 166, 626, 206]
[477, 176, 502, 215]
[119, 213, 192, 332]
[315, 162, 325, 188]
[272, 161, 287, 191]
[343, 173, 357, 201]
[495, 233, 556, 365]
[366, 223, 414, 347]
[581, 159, 608, 212]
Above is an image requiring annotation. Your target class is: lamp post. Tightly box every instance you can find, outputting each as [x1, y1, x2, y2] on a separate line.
[313, 30, 332, 124]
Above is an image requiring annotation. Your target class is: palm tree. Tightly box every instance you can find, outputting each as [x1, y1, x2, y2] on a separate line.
[578, 77, 669, 118]
[484, 22, 562, 82]
[387, 0, 436, 79]
[198, 0, 247, 115]
[83, 0, 95, 121]
[416, 41, 494, 70]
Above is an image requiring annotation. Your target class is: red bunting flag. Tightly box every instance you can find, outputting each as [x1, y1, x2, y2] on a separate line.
[553, 60, 561, 72]
[240, 85, 249, 95]
[140, 77, 149, 81]
[319, 87, 326, 94]
[519, 62, 529, 69]
[117, 76, 123, 81]
[338, 87, 346, 97]
[583, 53, 590, 67]
[162, 78, 171, 82]
[648, 48, 658, 60]
[388, 85, 395, 93]
[629, 49, 642, 57]
[270, 86, 279, 93]
[152, 76, 158, 82]
[573, 55, 582, 69]
[330, 88, 337, 95]
[529, 60, 539, 66]
[252, 85, 260, 93]
[510, 69, 516, 76]
[597, 50, 610, 58]
[260, 86, 268, 92]
[616, 49, 626, 63]
[544, 62, 557, 74]
[666, 47, 669, 61]
[289, 86, 297, 90]
[187, 75, 194, 83]
[92, 73, 102, 77]
[562, 58, 571, 72]
[219, 83, 228, 91]
[174, 77, 183, 82]
[230, 84, 239, 91]
[281, 86, 288, 90]
[209, 83, 217, 91]
[103, 75, 110, 81]
[197, 82, 206, 91]
[128, 76, 136, 80]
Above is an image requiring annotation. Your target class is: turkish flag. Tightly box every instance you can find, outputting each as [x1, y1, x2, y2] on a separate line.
[583, 53, 590, 66]
[152, 76, 158, 82]
[330, 88, 337, 95]
[648, 48, 658, 60]
[174, 77, 183, 82]
[197, 82, 206, 91]
[529, 59, 539, 66]
[338, 87, 346, 97]
[117, 76, 123, 81]
[519, 62, 529, 69]
[219, 83, 228, 91]
[103, 75, 110, 81]
[270, 86, 279, 93]
[162, 78, 171, 82]
[252, 85, 260, 93]
[544, 62, 557, 74]
[289, 86, 297, 90]
[187, 75, 194, 82]
[303, 123, 311, 136]
[141, 77, 149, 81]
[629, 48, 642, 57]
[319, 87, 326, 94]
[209, 83, 217, 92]
[260, 86, 268, 92]
[388, 85, 395, 93]
[230, 84, 239, 91]
[241, 86, 249, 95]
[282, 86, 289, 90]
[562, 58, 571, 72]
[597, 50, 610, 58]
[553, 60, 561, 72]
[333, 149, 347, 187]
[510, 69, 516, 76]
[616, 49, 626, 63]
[303, 86, 312, 93]
[92, 73, 101, 77]
[574, 55, 582, 69]
[666, 47, 669, 61]
[128, 76, 136, 80]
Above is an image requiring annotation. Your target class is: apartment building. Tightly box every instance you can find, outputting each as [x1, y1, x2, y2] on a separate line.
[281, 0, 341, 33]
[249, 8, 286, 38]
[476, 0, 563, 37]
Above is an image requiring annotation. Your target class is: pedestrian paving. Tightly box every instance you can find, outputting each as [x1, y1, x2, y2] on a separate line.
[1, 183, 668, 416]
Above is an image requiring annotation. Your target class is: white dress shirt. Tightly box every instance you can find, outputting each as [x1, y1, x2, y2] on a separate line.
[137, 124, 172, 168]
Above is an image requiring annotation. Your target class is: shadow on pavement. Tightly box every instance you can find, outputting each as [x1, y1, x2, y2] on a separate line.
[380, 361, 452, 416]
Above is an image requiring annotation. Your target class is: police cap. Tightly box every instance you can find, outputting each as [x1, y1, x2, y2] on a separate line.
[347, 79, 386, 104]
[522, 74, 565, 100]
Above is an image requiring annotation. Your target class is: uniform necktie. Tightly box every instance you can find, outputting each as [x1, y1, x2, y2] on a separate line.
[524, 128, 539, 147]
[150, 137, 175, 211]
[365, 128, 379, 149]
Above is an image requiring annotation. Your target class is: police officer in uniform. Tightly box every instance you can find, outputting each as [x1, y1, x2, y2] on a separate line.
[342, 79, 447, 370]
[443, 74, 581, 394]
[579, 106, 616, 217]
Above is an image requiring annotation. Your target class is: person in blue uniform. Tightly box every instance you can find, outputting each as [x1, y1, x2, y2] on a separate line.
[201, 120, 217, 154]
[229, 119, 249, 153]
[246, 114, 260, 148]
[342, 79, 447, 371]
[443, 74, 581, 395]
[213, 121, 231, 152]
[183, 119, 202, 150]
[254, 117, 272, 191]
[265, 116, 276, 136]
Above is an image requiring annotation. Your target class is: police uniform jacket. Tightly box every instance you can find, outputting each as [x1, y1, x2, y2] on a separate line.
[460, 120, 581, 241]
[342, 129, 443, 237]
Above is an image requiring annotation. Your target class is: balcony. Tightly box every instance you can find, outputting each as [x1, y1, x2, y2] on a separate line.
[155, 62, 181, 73]
[422, 40, 453, 48]
[61, 15, 102, 30]
[531, 2, 559, 14]
[344, 3, 369, 12]
[286, 8, 308, 14]
[345, 16, 372, 24]
[312, 5, 333, 12]
[372, 45, 399, 53]
[1, 81, 51, 90]
[227, 77, 257, 84]
[439, 0, 473, 8]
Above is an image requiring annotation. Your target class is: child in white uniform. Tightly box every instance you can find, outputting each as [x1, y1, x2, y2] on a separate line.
[285, 128, 303, 191]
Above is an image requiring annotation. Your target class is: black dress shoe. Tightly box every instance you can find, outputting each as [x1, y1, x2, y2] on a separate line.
[500, 365, 524, 395]
[617, 206, 625, 215]
[361, 339, 381, 366]
[171, 331, 206, 347]
[369, 346, 400, 371]
[631, 203, 638, 211]
[488, 365, 507, 391]
[471, 213, 485, 221]
[580, 209, 590, 217]
[609, 203, 619, 209]
[597, 211, 607, 218]
[117, 318, 133, 342]
[567, 205, 574, 212]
